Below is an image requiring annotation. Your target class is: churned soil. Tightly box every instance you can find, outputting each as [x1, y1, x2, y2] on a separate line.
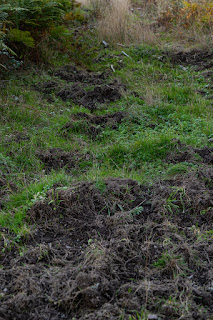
[166, 140, 213, 165]
[62, 111, 126, 140]
[1, 49, 213, 320]
[0, 170, 212, 320]
[55, 65, 107, 85]
[56, 81, 123, 110]
[38, 65, 125, 110]
[36, 148, 92, 173]
[165, 49, 213, 70]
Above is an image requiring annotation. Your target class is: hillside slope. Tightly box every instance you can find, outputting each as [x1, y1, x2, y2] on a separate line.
[0, 1, 213, 319]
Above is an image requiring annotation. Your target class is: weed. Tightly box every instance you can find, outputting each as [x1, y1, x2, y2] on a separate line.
[165, 186, 187, 215]
[166, 163, 192, 178]
[130, 206, 144, 216]
[153, 251, 170, 268]
[128, 308, 148, 320]
[0, 172, 71, 233]
[158, 0, 213, 46]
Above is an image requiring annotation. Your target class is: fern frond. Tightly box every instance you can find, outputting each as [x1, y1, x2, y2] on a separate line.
[0, 40, 17, 55]
[8, 29, 35, 48]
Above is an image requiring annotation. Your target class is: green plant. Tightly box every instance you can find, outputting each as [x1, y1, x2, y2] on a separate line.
[128, 308, 148, 320]
[157, 0, 213, 45]
[0, 7, 17, 69]
[48, 189, 63, 209]
[166, 163, 189, 177]
[0, 0, 81, 63]
[0, 172, 70, 233]
[130, 206, 144, 216]
[165, 186, 187, 215]
[153, 251, 171, 268]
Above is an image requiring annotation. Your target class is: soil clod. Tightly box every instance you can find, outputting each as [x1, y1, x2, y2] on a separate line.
[55, 65, 106, 85]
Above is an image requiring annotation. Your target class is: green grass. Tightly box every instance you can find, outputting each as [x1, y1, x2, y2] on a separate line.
[0, 172, 73, 233]
[0, 42, 212, 234]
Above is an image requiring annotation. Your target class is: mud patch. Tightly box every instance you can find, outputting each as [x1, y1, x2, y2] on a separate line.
[0, 173, 213, 320]
[56, 81, 124, 110]
[152, 167, 213, 222]
[194, 146, 213, 165]
[164, 49, 213, 99]
[55, 65, 107, 85]
[62, 111, 126, 139]
[165, 49, 213, 70]
[36, 148, 91, 173]
[38, 80, 59, 94]
[38, 64, 125, 110]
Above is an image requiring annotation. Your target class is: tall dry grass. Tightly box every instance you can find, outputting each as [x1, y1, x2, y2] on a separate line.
[79, 0, 212, 47]
[95, 0, 156, 44]
[97, 0, 132, 43]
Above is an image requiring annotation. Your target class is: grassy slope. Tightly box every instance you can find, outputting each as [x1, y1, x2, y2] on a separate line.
[0, 31, 213, 236]
[0, 5, 213, 318]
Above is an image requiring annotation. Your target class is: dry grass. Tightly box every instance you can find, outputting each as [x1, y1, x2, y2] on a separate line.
[94, 0, 156, 45]
[78, 0, 212, 47]
[145, 0, 213, 47]
[76, 0, 90, 5]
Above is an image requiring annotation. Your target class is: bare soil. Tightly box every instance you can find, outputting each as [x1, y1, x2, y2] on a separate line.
[165, 49, 213, 71]
[38, 66, 125, 111]
[55, 65, 107, 85]
[166, 140, 213, 165]
[56, 81, 123, 111]
[165, 49, 213, 99]
[1, 53, 213, 320]
[36, 148, 92, 173]
[0, 171, 212, 320]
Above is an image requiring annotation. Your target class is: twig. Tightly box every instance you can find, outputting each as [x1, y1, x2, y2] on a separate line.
[122, 51, 131, 58]
[110, 65, 115, 72]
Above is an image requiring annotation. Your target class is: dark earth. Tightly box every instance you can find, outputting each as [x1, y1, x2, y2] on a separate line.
[165, 49, 213, 71]
[0, 170, 213, 320]
[166, 140, 213, 165]
[62, 111, 126, 140]
[38, 66, 125, 111]
[36, 148, 92, 173]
